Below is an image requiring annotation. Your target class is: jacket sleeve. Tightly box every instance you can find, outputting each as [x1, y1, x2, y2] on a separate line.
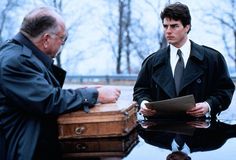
[0, 49, 98, 116]
[133, 55, 154, 106]
[204, 47, 235, 116]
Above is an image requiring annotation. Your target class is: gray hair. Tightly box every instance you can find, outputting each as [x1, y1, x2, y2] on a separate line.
[20, 7, 60, 38]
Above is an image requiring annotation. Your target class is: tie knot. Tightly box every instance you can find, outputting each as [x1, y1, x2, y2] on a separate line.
[177, 49, 182, 57]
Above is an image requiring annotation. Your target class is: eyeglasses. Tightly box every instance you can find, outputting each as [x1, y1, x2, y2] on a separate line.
[50, 32, 68, 44]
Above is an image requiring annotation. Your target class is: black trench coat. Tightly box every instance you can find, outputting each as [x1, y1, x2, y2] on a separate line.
[133, 40, 235, 118]
[0, 33, 98, 160]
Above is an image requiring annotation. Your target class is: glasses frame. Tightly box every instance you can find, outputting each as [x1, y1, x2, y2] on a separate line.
[50, 32, 68, 44]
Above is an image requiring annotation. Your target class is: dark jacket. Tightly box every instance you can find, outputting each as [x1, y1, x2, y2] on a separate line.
[0, 33, 98, 160]
[133, 41, 235, 118]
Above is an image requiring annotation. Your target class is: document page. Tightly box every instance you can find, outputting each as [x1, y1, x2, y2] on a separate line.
[145, 95, 195, 114]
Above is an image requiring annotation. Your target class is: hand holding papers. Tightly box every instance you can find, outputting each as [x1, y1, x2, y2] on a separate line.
[145, 95, 195, 116]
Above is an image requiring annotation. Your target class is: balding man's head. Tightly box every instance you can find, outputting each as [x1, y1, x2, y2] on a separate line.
[19, 7, 67, 58]
[20, 7, 65, 38]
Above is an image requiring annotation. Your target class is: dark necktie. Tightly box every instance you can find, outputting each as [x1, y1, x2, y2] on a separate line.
[175, 134, 185, 151]
[174, 49, 184, 95]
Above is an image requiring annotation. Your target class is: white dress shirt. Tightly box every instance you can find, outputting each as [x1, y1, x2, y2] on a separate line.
[170, 39, 191, 76]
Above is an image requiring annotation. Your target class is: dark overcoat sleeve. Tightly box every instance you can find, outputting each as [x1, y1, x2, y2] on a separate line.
[0, 44, 98, 116]
[133, 54, 155, 106]
[202, 46, 235, 116]
[0, 42, 98, 159]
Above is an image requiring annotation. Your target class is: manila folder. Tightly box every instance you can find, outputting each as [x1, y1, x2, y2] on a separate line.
[145, 95, 195, 114]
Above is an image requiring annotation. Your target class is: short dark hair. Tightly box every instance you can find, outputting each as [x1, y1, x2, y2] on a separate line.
[160, 2, 191, 32]
[20, 7, 58, 38]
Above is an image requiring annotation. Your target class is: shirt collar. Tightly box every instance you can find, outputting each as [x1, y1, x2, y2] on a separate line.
[170, 38, 191, 58]
[170, 38, 191, 67]
[179, 38, 191, 58]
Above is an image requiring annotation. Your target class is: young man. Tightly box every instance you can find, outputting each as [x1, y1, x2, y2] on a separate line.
[133, 2, 235, 119]
[0, 7, 120, 159]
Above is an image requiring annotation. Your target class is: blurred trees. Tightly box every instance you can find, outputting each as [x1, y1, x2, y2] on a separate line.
[0, 0, 21, 44]
[103, 0, 167, 74]
[104, 0, 138, 74]
[0, 0, 235, 75]
[204, 0, 236, 72]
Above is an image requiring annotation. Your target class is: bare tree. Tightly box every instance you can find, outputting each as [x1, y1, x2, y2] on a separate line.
[117, 0, 132, 74]
[117, 0, 124, 74]
[0, 0, 20, 44]
[104, 0, 132, 74]
[204, 0, 236, 71]
[124, 0, 131, 73]
[104, 0, 163, 74]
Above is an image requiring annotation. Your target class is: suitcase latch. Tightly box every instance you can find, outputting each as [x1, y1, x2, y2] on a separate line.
[124, 111, 130, 119]
[75, 126, 86, 135]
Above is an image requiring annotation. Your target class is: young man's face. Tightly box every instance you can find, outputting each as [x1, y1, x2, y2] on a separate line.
[163, 18, 190, 48]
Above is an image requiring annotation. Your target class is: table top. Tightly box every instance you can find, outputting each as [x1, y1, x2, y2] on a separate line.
[61, 85, 236, 160]
[124, 93, 236, 160]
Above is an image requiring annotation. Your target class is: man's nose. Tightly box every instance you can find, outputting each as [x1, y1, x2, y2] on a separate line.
[165, 26, 172, 33]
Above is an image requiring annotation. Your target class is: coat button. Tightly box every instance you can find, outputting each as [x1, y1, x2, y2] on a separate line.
[196, 79, 201, 83]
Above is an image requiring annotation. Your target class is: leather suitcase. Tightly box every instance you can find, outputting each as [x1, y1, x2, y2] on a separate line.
[57, 100, 137, 139]
[60, 129, 139, 159]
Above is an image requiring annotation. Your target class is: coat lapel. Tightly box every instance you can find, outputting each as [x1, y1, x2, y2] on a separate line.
[180, 41, 206, 92]
[151, 42, 206, 98]
[152, 47, 176, 98]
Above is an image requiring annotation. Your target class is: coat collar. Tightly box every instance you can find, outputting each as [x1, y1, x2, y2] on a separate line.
[13, 32, 66, 87]
[188, 40, 204, 61]
[152, 41, 206, 98]
[13, 32, 53, 70]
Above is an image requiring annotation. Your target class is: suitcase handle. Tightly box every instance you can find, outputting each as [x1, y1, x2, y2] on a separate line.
[75, 126, 86, 135]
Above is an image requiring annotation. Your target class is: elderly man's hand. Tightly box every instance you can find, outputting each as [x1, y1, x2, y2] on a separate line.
[97, 86, 121, 103]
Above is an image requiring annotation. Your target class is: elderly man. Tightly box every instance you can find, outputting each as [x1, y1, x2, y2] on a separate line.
[0, 7, 120, 159]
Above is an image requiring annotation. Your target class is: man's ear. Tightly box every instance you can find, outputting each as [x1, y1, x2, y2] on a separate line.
[42, 33, 51, 48]
[185, 24, 191, 33]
